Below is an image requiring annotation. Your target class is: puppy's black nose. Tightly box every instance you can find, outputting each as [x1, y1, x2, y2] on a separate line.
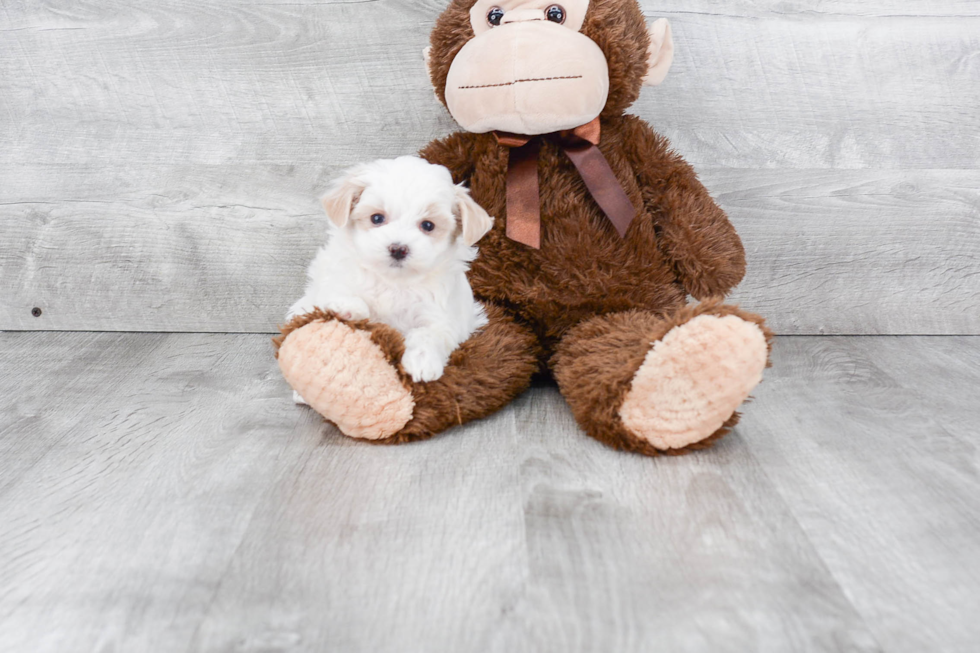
[388, 244, 409, 261]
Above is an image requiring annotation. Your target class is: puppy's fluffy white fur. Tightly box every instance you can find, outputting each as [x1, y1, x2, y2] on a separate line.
[287, 156, 493, 398]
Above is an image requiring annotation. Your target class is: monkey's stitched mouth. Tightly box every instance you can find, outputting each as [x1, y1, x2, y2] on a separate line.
[458, 75, 583, 90]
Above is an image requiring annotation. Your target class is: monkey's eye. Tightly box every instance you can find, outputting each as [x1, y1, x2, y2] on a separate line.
[420, 220, 436, 233]
[545, 4, 565, 23]
[487, 7, 504, 26]
[370, 213, 385, 225]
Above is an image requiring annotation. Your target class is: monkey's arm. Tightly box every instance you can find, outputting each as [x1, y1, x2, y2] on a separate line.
[621, 115, 746, 299]
[419, 131, 481, 184]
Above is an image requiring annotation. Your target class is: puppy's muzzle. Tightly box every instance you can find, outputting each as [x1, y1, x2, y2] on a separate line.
[388, 244, 409, 261]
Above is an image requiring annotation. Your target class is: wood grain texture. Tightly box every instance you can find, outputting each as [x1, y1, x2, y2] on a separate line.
[0, 333, 314, 653]
[724, 169, 980, 335]
[643, 9, 980, 170]
[2, 332, 978, 651]
[2, 166, 977, 333]
[3, 3, 977, 649]
[1, 1, 978, 333]
[2, 1, 976, 168]
[485, 384, 878, 652]
[740, 336, 980, 653]
[649, 0, 980, 18]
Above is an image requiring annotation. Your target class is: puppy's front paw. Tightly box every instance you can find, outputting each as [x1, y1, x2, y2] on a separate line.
[401, 345, 447, 383]
[286, 297, 316, 321]
[321, 296, 370, 321]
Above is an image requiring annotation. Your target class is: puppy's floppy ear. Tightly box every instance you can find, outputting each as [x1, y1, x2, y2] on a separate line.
[321, 166, 368, 228]
[454, 184, 493, 246]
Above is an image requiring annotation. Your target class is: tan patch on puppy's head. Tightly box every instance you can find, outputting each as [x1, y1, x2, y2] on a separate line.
[346, 198, 387, 233]
[419, 203, 459, 242]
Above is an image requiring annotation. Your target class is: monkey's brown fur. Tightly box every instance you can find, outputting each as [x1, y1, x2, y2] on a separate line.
[551, 299, 773, 456]
[277, 0, 771, 454]
[275, 304, 541, 444]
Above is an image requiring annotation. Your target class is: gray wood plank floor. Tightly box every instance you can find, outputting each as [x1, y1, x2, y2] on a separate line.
[2, 1, 978, 334]
[3, 1, 977, 651]
[1, 332, 977, 652]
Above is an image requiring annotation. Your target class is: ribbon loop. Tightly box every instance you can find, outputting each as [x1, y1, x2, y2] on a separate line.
[494, 117, 636, 249]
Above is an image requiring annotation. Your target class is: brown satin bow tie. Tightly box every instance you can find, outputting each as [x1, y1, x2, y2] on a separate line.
[494, 117, 636, 249]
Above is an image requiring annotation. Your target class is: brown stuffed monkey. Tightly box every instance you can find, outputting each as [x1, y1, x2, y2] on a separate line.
[276, 0, 772, 455]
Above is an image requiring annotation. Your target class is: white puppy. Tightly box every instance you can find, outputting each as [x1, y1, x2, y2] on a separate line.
[287, 156, 493, 400]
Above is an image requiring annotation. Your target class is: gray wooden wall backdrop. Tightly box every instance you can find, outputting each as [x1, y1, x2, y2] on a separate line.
[1, 0, 978, 335]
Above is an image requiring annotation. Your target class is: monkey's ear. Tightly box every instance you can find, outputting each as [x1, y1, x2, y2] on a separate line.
[643, 18, 674, 86]
[422, 46, 441, 101]
[454, 185, 493, 246]
[320, 169, 367, 229]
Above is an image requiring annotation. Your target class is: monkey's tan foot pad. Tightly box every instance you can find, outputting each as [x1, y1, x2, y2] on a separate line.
[619, 314, 768, 451]
[278, 320, 414, 440]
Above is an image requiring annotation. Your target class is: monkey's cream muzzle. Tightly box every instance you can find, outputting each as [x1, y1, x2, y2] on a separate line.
[444, 20, 609, 135]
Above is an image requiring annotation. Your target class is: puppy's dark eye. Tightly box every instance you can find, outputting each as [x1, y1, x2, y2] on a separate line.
[370, 213, 385, 225]
[546, 4, 565, 23]
[487, 7, 504, 26]
[420, 220, 436, 233]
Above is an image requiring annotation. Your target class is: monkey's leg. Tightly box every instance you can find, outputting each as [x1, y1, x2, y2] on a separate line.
[275, 304, 540, 443]
[551, 300, 772, 455]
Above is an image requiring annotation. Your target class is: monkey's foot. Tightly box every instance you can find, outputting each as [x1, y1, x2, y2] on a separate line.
[619, 314, 768, 450]
[278, 319, 414, 440]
